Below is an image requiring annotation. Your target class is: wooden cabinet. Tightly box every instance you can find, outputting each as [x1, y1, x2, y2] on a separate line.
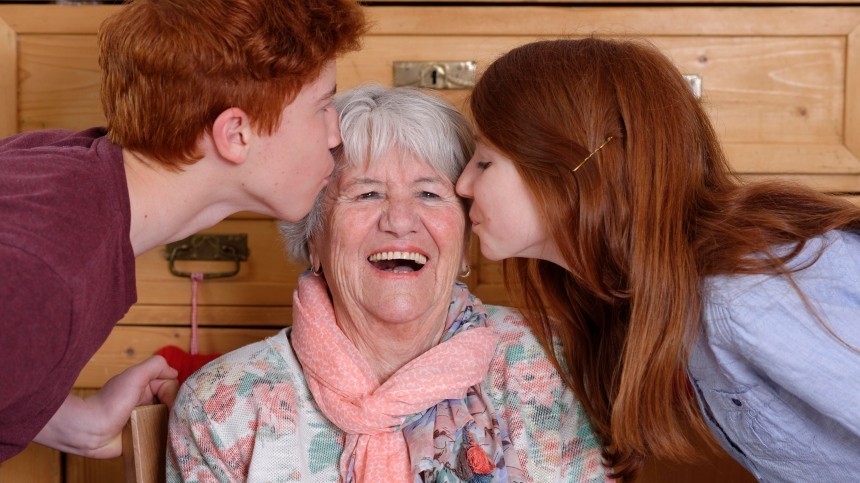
[2, 3, 857, 481]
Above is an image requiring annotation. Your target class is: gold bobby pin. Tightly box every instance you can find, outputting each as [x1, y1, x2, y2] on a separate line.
[571, 136, 614, 173]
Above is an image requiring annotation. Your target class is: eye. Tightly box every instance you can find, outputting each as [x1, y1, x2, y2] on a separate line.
[476, 161, 492, 170]
[358, 191, 380, 200]
[419, 191, 440, 199]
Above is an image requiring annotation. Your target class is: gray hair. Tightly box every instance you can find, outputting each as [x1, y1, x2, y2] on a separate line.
[279, 84, 475, 265]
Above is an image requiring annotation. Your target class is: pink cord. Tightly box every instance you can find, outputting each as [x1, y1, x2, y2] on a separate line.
[190, 272, 204, 355]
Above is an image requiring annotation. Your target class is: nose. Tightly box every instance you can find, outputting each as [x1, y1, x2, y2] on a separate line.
[455, 167, 473, 198]
[326, 108, 341, 149]
[379, 198, 418, 237]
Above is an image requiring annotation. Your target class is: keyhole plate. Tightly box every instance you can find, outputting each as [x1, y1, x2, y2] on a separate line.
[393, 61, 477, 90]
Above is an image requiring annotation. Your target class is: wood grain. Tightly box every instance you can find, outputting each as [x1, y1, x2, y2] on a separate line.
[122, 405, 168, 483]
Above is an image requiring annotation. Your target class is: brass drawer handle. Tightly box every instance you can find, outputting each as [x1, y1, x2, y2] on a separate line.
[165, 234, 249, 279]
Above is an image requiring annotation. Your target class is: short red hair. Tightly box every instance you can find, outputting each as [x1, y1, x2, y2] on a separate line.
[98, 0, 367, 167]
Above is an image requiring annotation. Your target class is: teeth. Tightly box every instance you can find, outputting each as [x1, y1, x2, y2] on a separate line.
[368, 251, 427, 265]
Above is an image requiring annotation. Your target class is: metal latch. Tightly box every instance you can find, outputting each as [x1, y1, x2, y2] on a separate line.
[683, 74, 702, 99]
[393, 61, 477, 90]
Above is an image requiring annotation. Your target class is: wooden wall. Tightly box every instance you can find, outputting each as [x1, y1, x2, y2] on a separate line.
[2, 2, 859, 481]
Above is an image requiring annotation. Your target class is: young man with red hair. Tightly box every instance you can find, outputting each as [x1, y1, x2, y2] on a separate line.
[0, 0, 366, 462]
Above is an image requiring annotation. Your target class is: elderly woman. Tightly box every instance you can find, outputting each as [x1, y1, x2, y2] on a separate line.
[166, 85, 607, 482]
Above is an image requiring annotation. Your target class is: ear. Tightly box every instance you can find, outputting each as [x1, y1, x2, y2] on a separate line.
[459, 247, 471, 278]
[461, 224, 473, 270]
[211, 108, 253, 165]
[308, 241, 321, 273]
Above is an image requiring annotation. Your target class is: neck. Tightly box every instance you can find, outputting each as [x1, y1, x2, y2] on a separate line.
[123, 149, 246, 255]
[335, 306, 449, 383]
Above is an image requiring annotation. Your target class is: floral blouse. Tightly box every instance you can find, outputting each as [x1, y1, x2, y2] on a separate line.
[167, 302, 607, 482]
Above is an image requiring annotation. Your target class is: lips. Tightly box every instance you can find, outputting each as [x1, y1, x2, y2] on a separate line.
[368, 250, 428, 273]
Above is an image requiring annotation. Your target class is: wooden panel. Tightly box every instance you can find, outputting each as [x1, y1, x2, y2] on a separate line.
[0, 16, 15, 138]
[0, 5, 117, 34]
[17, 34, 102, 132]
[339, 33, 854, 182]
[65, 451, 125, 483]
[74, 326, 280, 388]
[364, 6, 860, 36]
[0, 443, 61, 483]
[846, 24, 860, 157]
[122, 404, 168, 483]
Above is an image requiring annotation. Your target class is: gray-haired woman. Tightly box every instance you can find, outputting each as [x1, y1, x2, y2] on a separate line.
[167, 85, 608, 482]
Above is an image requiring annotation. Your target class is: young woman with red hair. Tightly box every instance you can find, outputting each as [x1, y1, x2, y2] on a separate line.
[457, 37, 860, 481]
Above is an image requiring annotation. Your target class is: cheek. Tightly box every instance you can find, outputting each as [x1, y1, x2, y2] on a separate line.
[427, 212, 466, 255]
[319, 212, 362, 262]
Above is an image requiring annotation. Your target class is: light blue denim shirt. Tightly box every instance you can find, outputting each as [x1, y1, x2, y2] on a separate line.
[689, 230, 860, 482]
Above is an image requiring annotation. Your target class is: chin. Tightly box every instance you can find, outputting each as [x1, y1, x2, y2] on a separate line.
[479, 244, 506, 262]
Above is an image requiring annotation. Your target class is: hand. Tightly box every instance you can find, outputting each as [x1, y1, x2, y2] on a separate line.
[34, 355, 179, 458]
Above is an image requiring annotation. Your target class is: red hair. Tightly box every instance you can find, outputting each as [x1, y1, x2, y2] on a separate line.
[470, 37, 860, 479]
[98, 0, 366, 167]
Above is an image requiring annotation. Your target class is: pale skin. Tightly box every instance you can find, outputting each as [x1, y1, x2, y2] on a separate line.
[456, 139, 567, 269]
[309, 150, 467, 382]
[33, 62, 341, 458]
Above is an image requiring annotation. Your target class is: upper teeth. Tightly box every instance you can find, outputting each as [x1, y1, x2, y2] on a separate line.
[368, 251, 427, 265]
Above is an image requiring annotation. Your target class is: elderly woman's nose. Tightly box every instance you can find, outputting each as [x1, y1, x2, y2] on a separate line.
[379, 199, 418, 235]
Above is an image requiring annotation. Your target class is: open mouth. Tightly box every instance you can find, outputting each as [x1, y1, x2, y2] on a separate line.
[368, 251, 428, 273]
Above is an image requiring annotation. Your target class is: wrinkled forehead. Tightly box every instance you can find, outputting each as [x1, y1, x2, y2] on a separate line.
[333, 147, 453, 189]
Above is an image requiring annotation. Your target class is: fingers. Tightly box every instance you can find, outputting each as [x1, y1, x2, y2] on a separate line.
[99, 354, 179, 407]
[139, 354, 179, 380]
[152, 378, 180, 409]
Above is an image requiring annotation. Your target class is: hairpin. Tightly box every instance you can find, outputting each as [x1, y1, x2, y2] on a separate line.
[571, 136, 614, 173]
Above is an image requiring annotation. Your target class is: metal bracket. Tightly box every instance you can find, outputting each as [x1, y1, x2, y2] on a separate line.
[393, 61, 477, 90]
[683, 74, 703, 99]
[165, 234, 249, 280]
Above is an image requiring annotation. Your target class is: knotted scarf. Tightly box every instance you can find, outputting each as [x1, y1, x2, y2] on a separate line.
[291, 274, 513, 482]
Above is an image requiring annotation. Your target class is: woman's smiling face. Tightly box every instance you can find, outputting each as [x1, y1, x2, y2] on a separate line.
[311, 148, 467, 326]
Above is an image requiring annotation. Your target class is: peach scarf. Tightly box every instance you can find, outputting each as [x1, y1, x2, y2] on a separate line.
[291, 274, 499, 482]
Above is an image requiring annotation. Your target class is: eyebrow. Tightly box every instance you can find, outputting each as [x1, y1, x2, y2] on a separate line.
[348, 177, 381, 186]
[414, 176, 446, 185]
[346, 175, 447, 188]
[319, 85, 337, 103]
[347, 176, 447, 186]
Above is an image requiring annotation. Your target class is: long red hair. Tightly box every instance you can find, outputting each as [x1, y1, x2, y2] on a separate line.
[469, 37, 860, 479]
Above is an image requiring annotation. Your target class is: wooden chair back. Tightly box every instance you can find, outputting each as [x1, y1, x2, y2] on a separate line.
[122, 404, 169, 483]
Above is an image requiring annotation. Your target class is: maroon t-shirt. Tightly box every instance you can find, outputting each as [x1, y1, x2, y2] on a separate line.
[0, 128, 136, 461]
